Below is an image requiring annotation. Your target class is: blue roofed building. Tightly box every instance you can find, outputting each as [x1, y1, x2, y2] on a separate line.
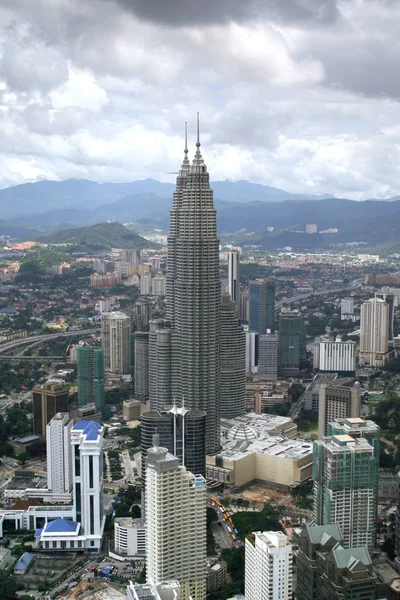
[13, 551, 35, 575]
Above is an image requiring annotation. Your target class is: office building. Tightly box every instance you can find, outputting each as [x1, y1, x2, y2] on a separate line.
[141, 406, 206, 487]
[127, 581, 181, 600]
[314, 336, 356, 375]
[76, 346, 105, 417]
[46, 413, 73, 500]
[102, 311, 131, 374]
[341, 297, 356, 320]
[318, 384, 360, 438]
[249, 279, 275, 333]
[220, 295, 246, 418]
[32, 382, 69, 437]
[313, 434, 378, 550]
[148, 319, 173, 413]
[151, 120, 222, 453]
[71, 420, 104, 551]
[278, 310, 305, 377]
[258, 333, 278, 380]
[113, 518, 145, 558]
[145, 436, 206, 600]
[246, 331, 259, 374]
[297, 523, 377, 600]
[123, 399, 141, 421]
[238, 290, 249, 322]
[133, 296, 152, 332]
[359, 297, 390, 367]
[245, 531, 293, 600]
[134, 331, 149, 401]
[227, 250, 240, 303]
[140, 273, 152, 296]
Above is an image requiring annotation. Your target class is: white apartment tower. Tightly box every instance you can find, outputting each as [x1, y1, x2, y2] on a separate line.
[227, 250, 240, 304]
[141, 273, 152, 296]
[145, 436, 206, 600]
[341, 297, 355, 320]
[245, 531, 293, 600]
[359, 297, 389, 367]
[314, 336, 356, 375]
[71, 420, 105, 551]
[102, 311, 131, 374]
[46, 413, 73, 501]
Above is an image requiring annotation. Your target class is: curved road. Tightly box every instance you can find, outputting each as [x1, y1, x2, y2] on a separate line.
[0, 328, 100, 355]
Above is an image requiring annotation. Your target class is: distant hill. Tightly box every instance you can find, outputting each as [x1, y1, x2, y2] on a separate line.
[37, 222, 154, 251]
[0, 219, 40, 239]
[0, 177, 339, 220]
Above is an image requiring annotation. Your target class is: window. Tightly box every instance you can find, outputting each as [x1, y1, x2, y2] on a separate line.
[89, 455, 94, 488]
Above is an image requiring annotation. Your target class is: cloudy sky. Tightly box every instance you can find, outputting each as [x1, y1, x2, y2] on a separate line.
[0, 0, 398, 199]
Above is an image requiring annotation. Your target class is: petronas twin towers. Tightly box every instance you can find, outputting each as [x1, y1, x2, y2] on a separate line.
[149, 116, 245, 454]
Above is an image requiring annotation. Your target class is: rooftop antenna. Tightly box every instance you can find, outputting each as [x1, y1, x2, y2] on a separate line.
[196, 112, 200, 148]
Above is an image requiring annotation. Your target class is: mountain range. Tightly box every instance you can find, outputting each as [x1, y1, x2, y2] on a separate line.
[1, 178, 400, 252]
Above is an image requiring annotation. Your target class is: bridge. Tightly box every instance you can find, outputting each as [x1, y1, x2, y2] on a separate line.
[0, 355, 65, 362]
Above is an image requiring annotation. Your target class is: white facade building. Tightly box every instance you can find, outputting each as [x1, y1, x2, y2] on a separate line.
[340, 297, 355, 320]
[314, 336, 356, 374]
[152, 275, 166, 296]
[246, 331, 258, 374]
[245, 531, 293, 600]
[102, 311, 131, 374]
[71, 420, 105, 551]
[46, 413, 73, 501]
[114, 518, 145, 557]
[95, 297, 116, 313]
[127, 580, 181, 600]
[140, 273, 152, 296]
[227, 250, 240, 304]
[359, 297, 389, 367]
[146, 437, 206, 600]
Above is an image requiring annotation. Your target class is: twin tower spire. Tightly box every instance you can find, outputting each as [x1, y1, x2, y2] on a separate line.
[180, 113, 205, 175]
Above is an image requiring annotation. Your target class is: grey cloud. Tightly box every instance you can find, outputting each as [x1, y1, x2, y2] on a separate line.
[113, 0, 339, 26]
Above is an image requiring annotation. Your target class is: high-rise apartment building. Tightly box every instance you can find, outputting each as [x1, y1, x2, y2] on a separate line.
[76, 346, 105, 417]
[340, 297, 355, 320]
[151, 275, 166, 296]
[359, 297, 390, 367]
[314, 336, 356, 375]
[278, 310, 305, 377]
[375, 290, 395, 341]
[145, 436, 206, 600]
[33, 382, 69, 436]
[46, 413, 73, 501]
[258, 333, 278, 380]
[297, 523, 377, 600]
[313, 434, 378, 550]
[150, 120, 224, 454]
[140, 273, 152, 296]
[71, 420, 105, 552]
[133, 331, 149, 401]
[249, 279, 275, 333]
[121, 249, 140, 265]
[245, 531, 293, 600]
[318, 384, 360, 438]
[227, 250, 240, 304]
[140, 406, 206, 487]
[220, 295, 246, 418]
[102, 311, 131, 374]
[132, 296, 152, 332]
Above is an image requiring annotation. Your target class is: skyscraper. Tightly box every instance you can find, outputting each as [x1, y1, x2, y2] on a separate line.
[220, 295, 246, 418]
[102, 311, 131, 374]
[71, 420, 105, 552]
[318, 384, 360, 438]
[245, 531, 293, 600]
[375, 290, 395, 341]
[313, 336, 356, 376]
[140, 406, 206, 487]
[313, 434, 378, 551]
[145, 436, 206, 600]
[77, 346, 105, 417]
[258, 333, 278, 380]
[32, 382, 69, 436]
[359, 297, 389, 367]
[151, 118, 222, 453]
[134, 331, 149, 401]
[278, 310, 305, 377]
[249, 279, 275, 333]
[227, 250, 240, 304]
[46, 413, 73, 501]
